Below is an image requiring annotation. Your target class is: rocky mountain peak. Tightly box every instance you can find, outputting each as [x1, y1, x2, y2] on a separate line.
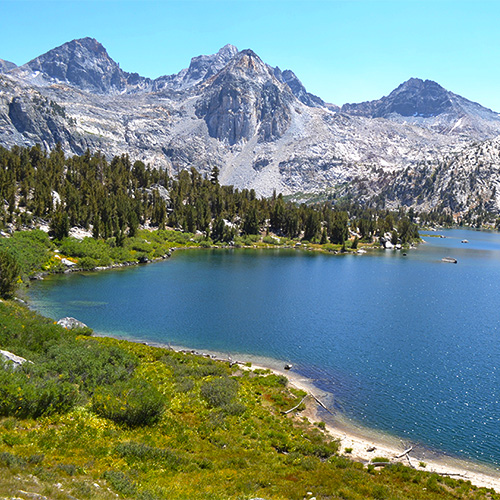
[195, 48, 294, 145]
[0, 59, 17, 74]
[274, 67, 325, 108]
[229, 50, 268, 73]
[15, 37, 148, 94]
[153, 44, 239, 92]
[342, 77, 453, 118]
[217, 43, 238, 58]
[388, 78, 452, 116]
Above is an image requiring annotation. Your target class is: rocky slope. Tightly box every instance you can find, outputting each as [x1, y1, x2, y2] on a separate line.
[342, 78, 500, 141]
[356, 136, 500, 214]
[1, 38, 500, 207]
[0, 59, 16, 73]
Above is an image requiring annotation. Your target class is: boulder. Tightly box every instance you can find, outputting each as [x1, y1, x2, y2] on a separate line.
[57, 317, 87, 329]
[0, 349, 32, 369]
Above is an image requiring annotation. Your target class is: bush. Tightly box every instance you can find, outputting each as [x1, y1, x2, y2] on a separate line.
[0, 369, 79, 418]
[0, 250, 20, 298]
[103, 470, 137, 497]
[44, 339, 138, 392]
[115, 441, 187, 470]
[0, 230, 52, 277]
[254, 373, 288, 388]
[78, 256, 98, 270]
[42, 339, 138, 393]
[200, 377, 238, 408]
[92, 378, 165, 427]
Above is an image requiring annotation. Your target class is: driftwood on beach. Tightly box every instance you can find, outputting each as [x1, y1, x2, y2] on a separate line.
[282, 395, 309, 414]
[395, 446, 413, 459]
[311, 393, 335, 416]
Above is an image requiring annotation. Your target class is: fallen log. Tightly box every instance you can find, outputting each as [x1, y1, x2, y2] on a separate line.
[406, 453, 415, 469]
[282, 395, 308, 414]
[311, 394, 335, 416]
[395, 447, 413, 459]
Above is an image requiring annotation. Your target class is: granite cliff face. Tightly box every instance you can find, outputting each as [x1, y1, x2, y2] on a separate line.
[195, 50, 294, 145]
[1, 38, 500, 209]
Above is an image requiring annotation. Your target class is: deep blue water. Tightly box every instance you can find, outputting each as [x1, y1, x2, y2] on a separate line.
[27, 229, 500, 468]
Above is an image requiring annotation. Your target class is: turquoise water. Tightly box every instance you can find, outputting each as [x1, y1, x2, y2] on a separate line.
[27, 229, 500, 468]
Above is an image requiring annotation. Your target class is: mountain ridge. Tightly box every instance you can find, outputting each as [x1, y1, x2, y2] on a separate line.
[1, 37, 500, 212]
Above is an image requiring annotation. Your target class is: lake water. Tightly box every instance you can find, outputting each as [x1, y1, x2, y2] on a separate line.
[27, 229, 500, 469]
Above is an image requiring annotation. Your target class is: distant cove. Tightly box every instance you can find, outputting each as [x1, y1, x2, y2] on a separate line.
[27, 228, 500, 469]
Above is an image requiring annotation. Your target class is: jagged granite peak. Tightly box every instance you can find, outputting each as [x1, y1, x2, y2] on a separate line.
[14, 37, 150, 94]
[274, 67, 325, 108]
[0, 59, 17, 74]
[341, 77, 500, 140]
[342, 78, 454, 118]
[195, 49, 294, 145]
[153, 44, 239, 91]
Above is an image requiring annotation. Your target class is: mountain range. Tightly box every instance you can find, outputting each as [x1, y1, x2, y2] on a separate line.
[1, 37, 500, 213]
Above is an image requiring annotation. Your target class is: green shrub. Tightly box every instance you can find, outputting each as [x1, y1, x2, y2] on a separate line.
[223, 401, 246, 416]
[0, 451, 27, 469]
[254, 373, 288, 388]
[115, 441, 187, 470]
[0, 230, 52, 277]
[78, 256, 98, 270]
[0, 369, 78, 418]
[92, 378, 165, 427]
[161, 354, 228, 379]
[200, 377, 238, 408]
[198, 238, 213, 248]
[103, 470, 137, 497]
[44, 339, 138, 392]
[0, 250, 20, 298]
[263, 235, 281, 245]
[372, 485, 389, 499]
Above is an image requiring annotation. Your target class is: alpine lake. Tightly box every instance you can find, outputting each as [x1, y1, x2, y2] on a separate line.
[27, 228, 500, 473]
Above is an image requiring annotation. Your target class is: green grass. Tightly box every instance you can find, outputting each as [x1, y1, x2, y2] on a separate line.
[0, 301, 498, 499]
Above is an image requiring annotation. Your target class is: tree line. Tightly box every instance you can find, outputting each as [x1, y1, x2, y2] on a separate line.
[0, 144, 419, 247]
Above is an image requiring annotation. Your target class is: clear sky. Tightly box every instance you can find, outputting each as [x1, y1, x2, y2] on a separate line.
[1, 0, 499, 110]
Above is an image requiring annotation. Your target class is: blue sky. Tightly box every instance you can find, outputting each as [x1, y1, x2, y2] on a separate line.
[1, 0, 499, 110]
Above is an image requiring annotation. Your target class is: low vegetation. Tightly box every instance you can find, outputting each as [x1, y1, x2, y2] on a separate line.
[0, 301, 498, 499]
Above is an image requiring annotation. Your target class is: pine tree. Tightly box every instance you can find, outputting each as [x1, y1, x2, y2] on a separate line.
[0, 251, 20, 299]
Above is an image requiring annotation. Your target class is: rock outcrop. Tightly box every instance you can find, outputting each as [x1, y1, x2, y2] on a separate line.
[196, 50, 294, 145]
[57, 317, 88, 329]
[0, 349, 32, 369]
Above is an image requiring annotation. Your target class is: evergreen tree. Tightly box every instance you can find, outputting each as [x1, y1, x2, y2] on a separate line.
[329, 211, 349, 244]
[0, 251, 20, 299]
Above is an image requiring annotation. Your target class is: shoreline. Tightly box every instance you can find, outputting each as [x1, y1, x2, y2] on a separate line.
[97, 333, 500, 493]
